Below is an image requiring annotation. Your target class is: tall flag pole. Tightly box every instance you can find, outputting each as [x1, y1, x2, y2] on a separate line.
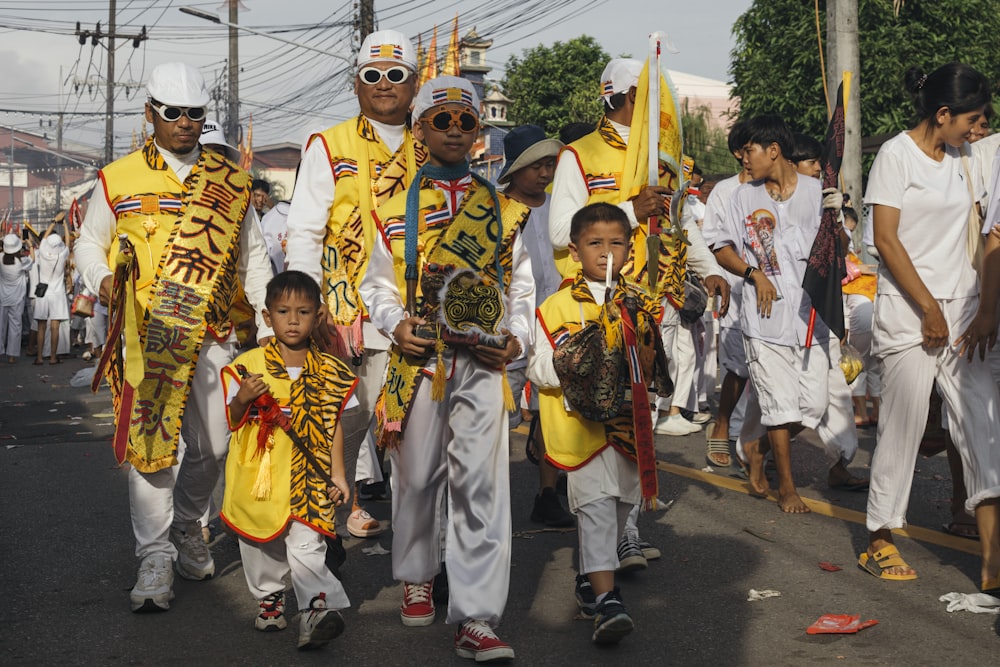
[802, 79, 848, 344]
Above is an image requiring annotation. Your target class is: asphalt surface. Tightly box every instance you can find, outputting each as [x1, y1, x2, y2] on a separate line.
[2, 351, 998, 665]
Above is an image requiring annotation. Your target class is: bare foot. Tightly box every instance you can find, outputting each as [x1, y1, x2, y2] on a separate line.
[827, 461, 869, 489]
[744, 440, 770, 497]
[778, 491, 810, 513]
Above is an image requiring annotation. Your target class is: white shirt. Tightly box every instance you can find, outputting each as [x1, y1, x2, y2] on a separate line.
[865, 132, 979, 300]
[359, 181, 535, 362]
[703, 174, 744, 329]
[716, 176, 826, 346]
[284, 120, 405, 351]
[260, 200, 290, 275]
[548, 119, 639, 252]
[74, 141, 274, 339]
[0, 254, 32, 306]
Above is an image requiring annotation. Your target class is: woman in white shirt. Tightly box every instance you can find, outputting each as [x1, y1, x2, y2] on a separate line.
[30, 233, 70, 365]
[862, 63, 1000, 593]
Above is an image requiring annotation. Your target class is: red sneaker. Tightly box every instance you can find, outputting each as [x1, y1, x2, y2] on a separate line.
[400, 581, 435, 627]
[454, 620, 515, 662]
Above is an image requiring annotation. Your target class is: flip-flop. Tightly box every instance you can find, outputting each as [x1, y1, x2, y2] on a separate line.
[942, 521, 980, 541]
[32, 359, 43, 365]
[857, 545, 918, 581]
[706, 437, 731, 467]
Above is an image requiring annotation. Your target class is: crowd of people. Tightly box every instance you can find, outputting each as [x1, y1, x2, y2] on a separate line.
[44, 25, 1000, 663]
[0, 223, 106, 367]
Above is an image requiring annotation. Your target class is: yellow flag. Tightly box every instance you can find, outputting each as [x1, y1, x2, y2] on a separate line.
[420, 26, 438, 87]
[239, 115, 253, 171]
[621, 59, 684, 199]
[442, 14, 460, 76]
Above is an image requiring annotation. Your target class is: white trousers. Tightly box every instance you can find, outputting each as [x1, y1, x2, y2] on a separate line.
[129, 340, 236, 560]
[0, 302, 23, 356]
[389, 350, 511, 626]
[657, 306, 698, 412]
[340, 348, 387, 485]
[577, 497, 633, 574]
[238, 522, 350, 611]
[868, 295, 1000, 530]
[739, 337, 856, 466]
[845, 294, 881, 398]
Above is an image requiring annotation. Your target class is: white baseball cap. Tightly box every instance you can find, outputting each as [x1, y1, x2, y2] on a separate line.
[147, 62, 210, 107]
[358, 30, 417, 71]
[411, 76, 480, 125]
[600, 58, 643, 106]
[200, 118, 239, 161]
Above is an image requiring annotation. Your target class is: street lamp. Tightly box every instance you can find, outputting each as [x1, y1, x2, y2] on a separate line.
[178, 6, 353, 63]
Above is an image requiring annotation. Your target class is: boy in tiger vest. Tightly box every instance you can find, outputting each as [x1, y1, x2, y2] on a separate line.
[360, 76, 533, 662]
[221, 271, 357, 650]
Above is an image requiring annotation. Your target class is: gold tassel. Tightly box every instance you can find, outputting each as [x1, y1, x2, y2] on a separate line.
[251, 432, 274, 500]
[431, 334, 447, 402]
[501, 367, 516, 412]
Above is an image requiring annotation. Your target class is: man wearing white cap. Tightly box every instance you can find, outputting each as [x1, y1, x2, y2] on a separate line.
[285, 29, 424, 540]
[548, 58, 728, 571]
[75, 62, 274, 613]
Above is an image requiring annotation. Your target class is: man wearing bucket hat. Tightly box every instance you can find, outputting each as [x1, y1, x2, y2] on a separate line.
[497, 125, 574, 530]
[285, 29, 424, 541]
[75, 62, 273, 614]
[548, 58, 729, 573]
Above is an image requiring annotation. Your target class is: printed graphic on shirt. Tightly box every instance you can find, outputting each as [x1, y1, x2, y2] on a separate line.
[745, 208, 781, 276]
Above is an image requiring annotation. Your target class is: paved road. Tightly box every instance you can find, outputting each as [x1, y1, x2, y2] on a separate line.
[2, 353, 998, 665]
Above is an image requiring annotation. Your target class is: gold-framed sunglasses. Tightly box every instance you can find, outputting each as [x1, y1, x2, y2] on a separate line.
[420, 108, 480, 133]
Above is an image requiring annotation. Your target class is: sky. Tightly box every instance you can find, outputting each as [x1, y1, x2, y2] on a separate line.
[0, 0, 754, 156]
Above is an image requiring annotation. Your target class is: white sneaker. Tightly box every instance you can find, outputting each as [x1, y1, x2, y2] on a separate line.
[654, 413, 702, 436]
[130, 555, 174, 612]
[689, 411, 713, 425]
[298, 593, 345, 650]
[170, 520, 215, 580]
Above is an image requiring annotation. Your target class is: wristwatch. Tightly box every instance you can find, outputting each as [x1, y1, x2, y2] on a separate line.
[744, 266, 756, 280]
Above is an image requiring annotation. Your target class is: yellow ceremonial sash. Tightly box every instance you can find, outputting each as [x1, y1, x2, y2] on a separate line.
[313, 117, 425, 355]
[374, 180, 528, 449]
[114, 149, 251, 473]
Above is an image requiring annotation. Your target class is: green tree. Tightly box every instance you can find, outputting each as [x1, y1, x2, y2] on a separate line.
[730, 0, 1000, 142]
[501, 36, 610, 136]
[682, 101, 740, 177]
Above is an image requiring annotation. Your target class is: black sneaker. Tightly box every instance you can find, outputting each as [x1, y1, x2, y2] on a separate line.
[530, 487, 575, 528]
[616, 533, 647, 573]
[575, 574, 596, 618]
[592, 588, 634, 644]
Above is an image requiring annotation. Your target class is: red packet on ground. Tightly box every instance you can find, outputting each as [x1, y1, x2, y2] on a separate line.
[806, 614, 878, 635]
[818, 562, 842, 572]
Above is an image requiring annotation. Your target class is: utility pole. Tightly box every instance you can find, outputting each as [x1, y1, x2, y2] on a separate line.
[106, 0, 116, 166]
[227, 1, 239, 145]
[826, 0, 861, 211]
[75, 7, 147, 165]
[359, 0, 375, 41]
[55, 113, 64, 213]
